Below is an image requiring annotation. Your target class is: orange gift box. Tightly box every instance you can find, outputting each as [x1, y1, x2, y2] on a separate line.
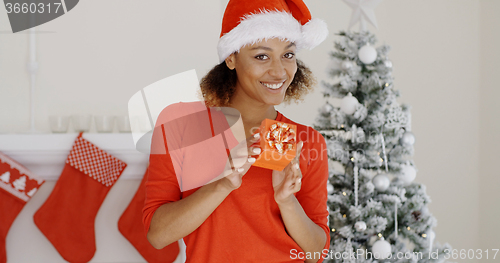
[252, 119, 297, 171]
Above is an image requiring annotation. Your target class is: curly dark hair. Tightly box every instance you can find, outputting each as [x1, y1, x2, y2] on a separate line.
[200, 59, 317, 107]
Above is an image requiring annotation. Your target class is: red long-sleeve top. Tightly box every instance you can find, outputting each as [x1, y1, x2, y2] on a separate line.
[143, 102, 330, 262]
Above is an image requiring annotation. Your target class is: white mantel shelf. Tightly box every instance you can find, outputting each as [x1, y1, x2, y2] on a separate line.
[0, 133, 149, 181]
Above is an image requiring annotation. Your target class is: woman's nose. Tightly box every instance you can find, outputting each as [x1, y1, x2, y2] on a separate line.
[269, 59, 286, 78]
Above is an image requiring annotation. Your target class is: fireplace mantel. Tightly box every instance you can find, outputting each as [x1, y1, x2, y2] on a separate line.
[0, 133, 148, 180]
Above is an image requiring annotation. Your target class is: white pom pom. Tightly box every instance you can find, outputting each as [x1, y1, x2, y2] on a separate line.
[299, 18, 329, 50]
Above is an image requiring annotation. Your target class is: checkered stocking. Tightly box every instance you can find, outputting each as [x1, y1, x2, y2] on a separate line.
[34, 132, 127, 262]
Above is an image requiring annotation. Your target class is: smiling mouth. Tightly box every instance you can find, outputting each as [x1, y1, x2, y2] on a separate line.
[261, 81, 286, 90]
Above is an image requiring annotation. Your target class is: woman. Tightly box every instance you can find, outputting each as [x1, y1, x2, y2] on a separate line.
[143, 0, 330, 262]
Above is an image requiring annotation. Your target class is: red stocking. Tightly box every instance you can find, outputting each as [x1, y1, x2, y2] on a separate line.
[118, 168, 180, 262]
[0, 152, 44, 263]
[33, 132, 127, 263]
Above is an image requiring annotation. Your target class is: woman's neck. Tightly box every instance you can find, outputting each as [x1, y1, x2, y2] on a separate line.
[229, 97, 277, 137]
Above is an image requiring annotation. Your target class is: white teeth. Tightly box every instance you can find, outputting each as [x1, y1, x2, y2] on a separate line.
[262, 81, 284, 90]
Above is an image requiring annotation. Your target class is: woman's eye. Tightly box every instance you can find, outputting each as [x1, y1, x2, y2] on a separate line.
[255, 54, 269, 60]
[284, 52, 295, 59]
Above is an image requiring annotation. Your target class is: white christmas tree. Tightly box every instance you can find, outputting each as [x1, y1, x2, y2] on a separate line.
[314, 30, 452, 262]
[0, 171, 11, 183]
[13, 175, 26, 191]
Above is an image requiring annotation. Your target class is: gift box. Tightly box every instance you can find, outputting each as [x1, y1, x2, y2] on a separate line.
[252, 119, 297, 171]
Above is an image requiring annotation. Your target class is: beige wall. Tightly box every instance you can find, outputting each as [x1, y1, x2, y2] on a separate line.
[479, 0, 500, 252]
[0, 0, 498, 261]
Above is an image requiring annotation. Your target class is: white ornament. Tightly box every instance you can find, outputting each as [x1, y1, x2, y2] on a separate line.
[342, 0, 382, 30]
[372, 238, 391, 259]
[372, 173, 390, 191]
[384, 60, 393, 68]
[341, 60, 355, 70]
[0, 171, 11, 183]
[355, 221, 367, 232]
[358, 44, 377, 64]
[428, 229, 436, 252]
[421, 206, 429, 214]
[341, 92, 359, 115]
[354, 165, 359, 206]
[320, 102, 334, 117]
[400, 131, 415, 146]
[13, 176, 26, 191]
[327, 183, 334, 194]
[399, 164, 417, 184]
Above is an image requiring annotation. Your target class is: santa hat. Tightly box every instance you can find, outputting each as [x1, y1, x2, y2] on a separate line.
[218, 0, 329, 63]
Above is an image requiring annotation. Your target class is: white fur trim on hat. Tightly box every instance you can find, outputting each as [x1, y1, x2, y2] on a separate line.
[299, 18, 329, 50]
[217, 10, 328, 63]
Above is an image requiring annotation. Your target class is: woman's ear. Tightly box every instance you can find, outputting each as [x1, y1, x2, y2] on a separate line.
[225, 53, 236, 70]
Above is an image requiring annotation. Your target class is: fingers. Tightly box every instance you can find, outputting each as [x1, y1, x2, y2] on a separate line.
[288, 140, 303, 190]
[237, 131, 261, 156]
[243, 132, 261, 157]
[291, 162, 302, 187]
[229, 131, 260, 169]
[233, 139, 260, 160]
[246, 130, 261, 145]
[248, 146, 261, 156]
[294, 141, 303, 163]
[279, 161, 302, 191]
[221, 155, 256, 188]
[233, 156, 256, 177]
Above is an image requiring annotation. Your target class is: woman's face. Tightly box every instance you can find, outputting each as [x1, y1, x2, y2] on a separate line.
[225, 38, 298, 106]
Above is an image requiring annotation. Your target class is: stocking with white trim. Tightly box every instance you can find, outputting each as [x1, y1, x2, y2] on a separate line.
[0, 151, 44, 263]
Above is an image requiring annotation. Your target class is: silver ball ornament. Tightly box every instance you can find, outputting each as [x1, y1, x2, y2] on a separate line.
[384, 60, 393, 68]
[399, 164, 417, 184]
[341, 60, 355, 70]
[340, 92, 359, 115]
[358, 44, 377, 64]
[372, 173, 390, 191]
[400, 131, 415, 146]
[354, 221, 367, 232]
[372, 238, 392, 259]
[320, 102, 334, 117]
[327, 183, 334, 194]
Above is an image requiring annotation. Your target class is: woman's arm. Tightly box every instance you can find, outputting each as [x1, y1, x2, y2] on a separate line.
[272, 137, 330, 263]
[146, 132, 260, 249]
[277, 195, 327, 263]
[147, 177, 233, 249]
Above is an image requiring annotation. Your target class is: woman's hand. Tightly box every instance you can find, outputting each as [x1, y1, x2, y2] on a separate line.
[272, 141, 304, 204]
[212, 131, 261, 191]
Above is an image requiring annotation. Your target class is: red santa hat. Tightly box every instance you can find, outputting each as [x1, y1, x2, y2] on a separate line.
[218, 0, 329, 63]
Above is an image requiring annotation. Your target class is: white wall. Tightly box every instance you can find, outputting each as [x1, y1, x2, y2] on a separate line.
[1, 0, 498, 262]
